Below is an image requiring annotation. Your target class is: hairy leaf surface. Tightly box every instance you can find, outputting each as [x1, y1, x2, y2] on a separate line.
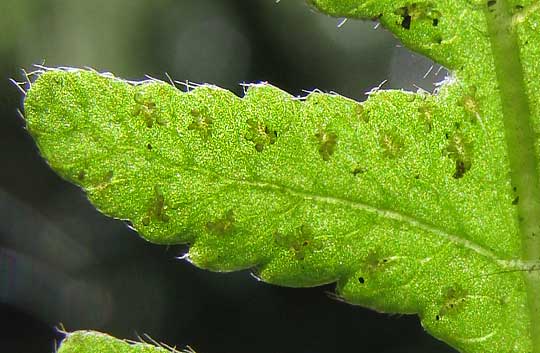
[57, 331, 179, 353]
[23, 1, 540, 353]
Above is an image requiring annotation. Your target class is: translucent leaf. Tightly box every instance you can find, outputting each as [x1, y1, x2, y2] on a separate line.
[22, 1, 540, 352]
[57, 330, 185, 353]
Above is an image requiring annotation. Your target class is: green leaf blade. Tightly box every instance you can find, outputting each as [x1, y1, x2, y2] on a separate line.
[57, 331, 173, 353]
[24, 67, 534, 352]
[21, 2, 540, 352]
[306, 0, 494, 71]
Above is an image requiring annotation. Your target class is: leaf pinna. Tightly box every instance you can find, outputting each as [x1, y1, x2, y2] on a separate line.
[22, 0, 540, 353]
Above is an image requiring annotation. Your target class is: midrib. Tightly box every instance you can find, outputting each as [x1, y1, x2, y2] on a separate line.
[485, 1, 540, 351]
[187, 166, 532, 270]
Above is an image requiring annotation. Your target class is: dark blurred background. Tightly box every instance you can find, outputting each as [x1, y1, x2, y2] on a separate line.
[0, 1, 454, 352]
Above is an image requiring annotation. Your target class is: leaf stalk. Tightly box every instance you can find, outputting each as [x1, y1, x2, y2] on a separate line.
[485, 1, 540, 351]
